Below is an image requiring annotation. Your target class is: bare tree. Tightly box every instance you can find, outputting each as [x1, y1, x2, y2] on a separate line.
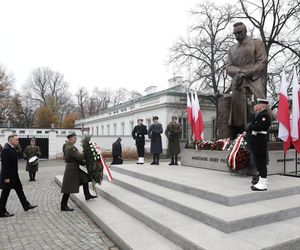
[0, 64, 15, 126]
[75, 87, 89, 118]
[169, 1, 241, 105]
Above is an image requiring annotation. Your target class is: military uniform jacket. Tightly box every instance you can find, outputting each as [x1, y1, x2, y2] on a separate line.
[23, 145, 42, 172]
[247, 109, 271, 155]
[132, 124, 148, 145]
[165, 122, 182, 155]
[148, 123, 163, 154]
[61, 143, 90, 194]
[0, 143, 22, 190]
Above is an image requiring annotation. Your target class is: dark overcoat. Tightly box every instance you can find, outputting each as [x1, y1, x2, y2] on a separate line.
[247, 109, 271, 155]
[0, 143, 23, 190]
[23, 145, 41, 172]
[132, 124, 148, 146]
[61, 143, 90, 194]
[165, 122, 182, 155]
[112, 141, 122, 157]
[148, 123, 163, 154]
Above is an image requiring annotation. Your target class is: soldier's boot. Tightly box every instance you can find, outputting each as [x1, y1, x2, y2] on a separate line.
[251, 175, 259, 185]
[169, 157, 174, 166]
[251, 177, 267, 191]
[61, 194, 74, 211]
[32, 173, 36, 181]
[61, 205, 74, 211]
[140, 157, 144, 164]
[83, 183, 97, 200]
[29, 173, 33, 182]
[150, 155, 156, 165]
[136, 158, 141, 164]
[156, 155, 160, 165]
[174, 155, 178, 166]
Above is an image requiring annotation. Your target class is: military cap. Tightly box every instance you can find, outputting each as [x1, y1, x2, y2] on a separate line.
[30, 138, 36, 141]
[152, 116, 159, 121]
[172, 116, 178, 120]
[67, 132, 77, 139]
[256, 98, 269, 105]
[137, 118, 143, 122]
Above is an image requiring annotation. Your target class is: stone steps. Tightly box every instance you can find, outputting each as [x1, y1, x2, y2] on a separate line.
[108, 170, 300, 233]
[55, 162, 300, 249]
[55, 176, 182, 250]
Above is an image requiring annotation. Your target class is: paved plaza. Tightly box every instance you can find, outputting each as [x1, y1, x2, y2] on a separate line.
[0, 160, 119, 250]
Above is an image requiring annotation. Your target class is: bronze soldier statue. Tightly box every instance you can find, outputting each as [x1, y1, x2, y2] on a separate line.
[61, 133, 96, 211]
[23, 138, 41, 181]
[227, 22, 267, 139]
[165, 116, 182, 165]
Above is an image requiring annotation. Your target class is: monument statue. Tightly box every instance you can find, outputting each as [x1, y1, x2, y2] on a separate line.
[226, 22, 267, 139]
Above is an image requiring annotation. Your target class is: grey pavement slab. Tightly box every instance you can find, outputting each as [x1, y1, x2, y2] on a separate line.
[110, 163, 300, 205]
[55, 176, 182, 250]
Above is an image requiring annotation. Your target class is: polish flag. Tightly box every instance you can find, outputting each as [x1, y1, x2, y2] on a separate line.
[277, 70, 290, 154]
[186, 92, 194, 138]
[191, 92, 196, 139]
[291, 67, 300, 153]
[193, 91, 204, 140]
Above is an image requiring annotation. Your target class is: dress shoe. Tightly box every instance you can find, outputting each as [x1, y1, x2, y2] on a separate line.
[0, 212, 14, 217]
[169, 162, 174, 166]
[85, 194, 97, 201]
[25, 204, 38, 211]
[61, 205, 74, 211]
[150, 162, 156, 165]
[174, 162, 178, 166]
[251, 175, 259, 185]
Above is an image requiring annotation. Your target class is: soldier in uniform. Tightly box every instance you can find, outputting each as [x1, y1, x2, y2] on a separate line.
[148, 116, 163, 165]
[23, 138, 41, 181]
[247, 99, 271, 191]
[60, 133, 96, 211]
[132, 118, 148, 164]
[165, 116, 182, 165]
[227, 22, 267, 139]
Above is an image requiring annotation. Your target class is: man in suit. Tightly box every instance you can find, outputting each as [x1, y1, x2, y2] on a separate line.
[111, 137, 123, 165]
[132, 118, 148, 164]
[61, 133, 97, 211]
[247, 99, 271, 191]
[0, 134, 37, 217]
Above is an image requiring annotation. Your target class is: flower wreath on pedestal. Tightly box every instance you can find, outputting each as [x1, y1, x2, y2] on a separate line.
[82, 135, 113, 193]
[227, 132, 250, 171]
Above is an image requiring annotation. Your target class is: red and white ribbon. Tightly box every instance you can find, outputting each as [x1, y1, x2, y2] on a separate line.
[222, 138, 230, 151]
[228, 134, 244, 170]
[95, 144, 113, 182]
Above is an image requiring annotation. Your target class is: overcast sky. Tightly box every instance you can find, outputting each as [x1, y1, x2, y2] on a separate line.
[1, 0, 216, 94]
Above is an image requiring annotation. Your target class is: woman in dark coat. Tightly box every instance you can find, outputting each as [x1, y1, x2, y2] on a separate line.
[148, 116, 163, 165]
[111, 137, 123, 165]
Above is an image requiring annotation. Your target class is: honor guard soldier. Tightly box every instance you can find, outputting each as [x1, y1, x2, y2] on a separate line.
[165, 116, 182, 165]
[23, 138, 41, 181]
[247, 98, 271, 191]
[61, 133, 97, 211]
[148, 116, 163, 165]
[132, 118, 148, 164]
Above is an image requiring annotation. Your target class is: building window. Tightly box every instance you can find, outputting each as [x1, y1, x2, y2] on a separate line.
[36, 131, 42, 134]
[107, 125, 110, 135]
[61, 131, 66, 135]
[179, 117, 187, 139]
[121, 122, 125, 136]
[101, 125, 104, 135]
[113, 124, 117, 135]
[130, 121, 134, 134]
[96, 126, 99, 135]
[19, 130, 25, 134]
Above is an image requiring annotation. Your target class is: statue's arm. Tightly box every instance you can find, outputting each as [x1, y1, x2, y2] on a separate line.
[226, 49, 240, 78]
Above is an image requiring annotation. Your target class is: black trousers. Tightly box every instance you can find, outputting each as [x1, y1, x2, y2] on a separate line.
[170, 155, 178, 163]
[152, 153, 160, 163]
[136, 143, 145, 157]
[112, 156, 123, 165]
[254, 153, 267, 178]
[0, 186, 30, 213]
[61, 183, 91, 206]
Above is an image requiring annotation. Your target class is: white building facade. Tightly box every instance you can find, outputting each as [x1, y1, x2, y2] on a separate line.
[75, 83, 216, 154]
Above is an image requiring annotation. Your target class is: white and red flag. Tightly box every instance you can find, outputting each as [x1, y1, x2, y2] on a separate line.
[191, 92, 196, 139]
[291, 67, 300, 153]
[193, 91, 204, 141]
[186, 92, 194, 138]
[277, 70, 290, 154]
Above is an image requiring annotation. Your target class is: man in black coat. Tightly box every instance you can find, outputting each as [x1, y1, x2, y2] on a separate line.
[0, 134, 37, 217]
[247, 99, 271, 191]
[132, 119, 148, 164]
[111, 137, 123, 165]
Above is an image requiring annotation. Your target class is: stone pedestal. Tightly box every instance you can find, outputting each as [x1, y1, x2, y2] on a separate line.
[217, 95, 231, 139]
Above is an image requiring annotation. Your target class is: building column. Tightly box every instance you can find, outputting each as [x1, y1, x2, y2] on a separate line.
[48, 129, 57, 159]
